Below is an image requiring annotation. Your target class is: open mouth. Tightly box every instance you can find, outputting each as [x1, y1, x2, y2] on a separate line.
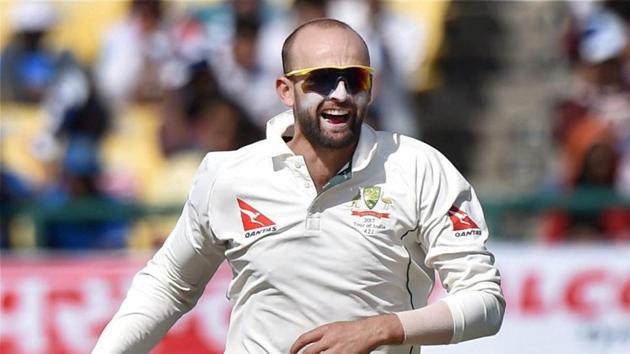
[321, 109, 351, 124]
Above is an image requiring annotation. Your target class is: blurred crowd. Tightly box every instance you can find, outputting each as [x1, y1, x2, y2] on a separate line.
[1, 0, 629, 250]
[543, 0, 630, 242]
[0, 0, 427, 250]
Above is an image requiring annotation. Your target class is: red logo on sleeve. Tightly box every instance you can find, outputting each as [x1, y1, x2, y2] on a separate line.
[237, 198, 276, 231]
[448, 206, 479, 231]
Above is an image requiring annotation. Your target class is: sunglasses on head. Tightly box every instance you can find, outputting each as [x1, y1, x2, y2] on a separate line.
[285, 65, 374, 96]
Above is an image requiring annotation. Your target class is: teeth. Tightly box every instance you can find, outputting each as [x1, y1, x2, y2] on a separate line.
[322, 109, 349, 116]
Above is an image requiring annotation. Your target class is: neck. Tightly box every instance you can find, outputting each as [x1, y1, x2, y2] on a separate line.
[287, 136, 356, 193]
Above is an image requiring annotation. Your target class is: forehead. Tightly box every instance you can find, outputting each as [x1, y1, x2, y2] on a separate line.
[290, 26, 369, 69]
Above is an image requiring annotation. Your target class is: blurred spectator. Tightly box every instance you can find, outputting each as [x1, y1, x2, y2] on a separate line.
[37, 138, 130, 250]
[195, 0, 278, 53]
[95, 0, 177, 108]
[555, 6, 630, 193]
[191, 97, 263, 153]
[543, 118, 630, 242]
[53, 70, 112, 144]
[331, 0, 424, 136]
[257, 0, 329, 77]
[208, 16, 286, 128]
[180, 0, 286, 127]
[0, 168, 34, 249]
[543, 3, 630, 243]
[159, 60, 262, 157]
[0, 1, 78, 103]
[159, 60, 219, 156]
[26, 66, 112, 179]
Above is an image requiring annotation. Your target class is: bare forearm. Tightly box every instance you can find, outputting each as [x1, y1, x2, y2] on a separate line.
[364, 313, 406, 347]
[289, 313, 404, 354]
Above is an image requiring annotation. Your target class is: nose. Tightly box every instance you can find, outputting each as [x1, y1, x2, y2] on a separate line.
[328, 80, 349, 101]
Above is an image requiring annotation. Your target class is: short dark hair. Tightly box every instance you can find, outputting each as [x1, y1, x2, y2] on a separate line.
[281, 18, 369, 74]
[235, 16, 260, 39]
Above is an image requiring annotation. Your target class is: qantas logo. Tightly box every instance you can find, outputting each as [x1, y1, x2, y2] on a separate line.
[448, 206, 481, 237]
[237, 198, 277, 237]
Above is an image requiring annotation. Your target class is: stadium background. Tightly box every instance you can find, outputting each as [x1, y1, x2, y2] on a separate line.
[1, 0, 629, 353]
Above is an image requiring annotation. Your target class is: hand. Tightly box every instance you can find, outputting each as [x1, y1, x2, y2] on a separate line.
[289, 314, 404, 354]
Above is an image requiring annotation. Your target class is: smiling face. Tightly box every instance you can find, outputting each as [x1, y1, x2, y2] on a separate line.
[277, 24, 372, 149]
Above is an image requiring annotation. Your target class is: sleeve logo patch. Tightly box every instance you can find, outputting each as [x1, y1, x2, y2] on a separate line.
[237, 198, 277, 237]
[448, 206, 482, 237]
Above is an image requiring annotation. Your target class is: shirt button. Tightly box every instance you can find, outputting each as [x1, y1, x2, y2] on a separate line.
[304, 182, 311, 188]
[295, 162, 303, 168]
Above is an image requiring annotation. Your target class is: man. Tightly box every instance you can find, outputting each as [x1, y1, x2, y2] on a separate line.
[93, 19, 504, 354]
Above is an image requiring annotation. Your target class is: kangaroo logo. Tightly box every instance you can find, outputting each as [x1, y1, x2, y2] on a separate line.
[448, 206, 479, 231]
[237, 198, 276, 231]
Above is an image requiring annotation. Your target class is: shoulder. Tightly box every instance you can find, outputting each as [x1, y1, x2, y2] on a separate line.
[374, 131, 453, 169]
[188, 140, 269, 205]
[198, 139, 271, 181]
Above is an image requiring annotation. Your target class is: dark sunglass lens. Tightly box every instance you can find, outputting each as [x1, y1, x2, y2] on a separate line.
[301, 68, 371, 95]
[302, 69, 338, 95]
[343, 68, 369, 93]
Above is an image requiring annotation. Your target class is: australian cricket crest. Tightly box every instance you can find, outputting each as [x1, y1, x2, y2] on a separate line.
[349, 185, 395, 235]
[350, 185, 393, 219]
[363, 186, 381, 209]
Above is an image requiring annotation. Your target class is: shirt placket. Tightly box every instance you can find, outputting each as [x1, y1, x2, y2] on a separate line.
[284, 156, 320, 233]
[306, 163, 353, 235]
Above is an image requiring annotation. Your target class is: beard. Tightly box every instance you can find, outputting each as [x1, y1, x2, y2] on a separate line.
[294, 96, 364, 149]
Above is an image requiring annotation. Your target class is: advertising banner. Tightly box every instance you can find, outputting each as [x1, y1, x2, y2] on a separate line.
[0, 255, 232, 354]
[1, 244, 629, 354]
[426, 244, 630, 354]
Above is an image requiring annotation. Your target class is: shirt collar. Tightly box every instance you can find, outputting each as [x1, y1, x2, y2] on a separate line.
[266, 110, 296, 157]
[265, 110, 378, 173]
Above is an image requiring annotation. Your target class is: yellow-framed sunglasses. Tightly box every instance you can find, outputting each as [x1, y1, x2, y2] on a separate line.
[285, 65, 375, 95]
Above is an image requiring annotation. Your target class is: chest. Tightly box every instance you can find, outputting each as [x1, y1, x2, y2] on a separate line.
[208, 168, 418, 266]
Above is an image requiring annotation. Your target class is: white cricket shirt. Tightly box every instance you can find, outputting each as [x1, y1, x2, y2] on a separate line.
[93, 111, 504, 353]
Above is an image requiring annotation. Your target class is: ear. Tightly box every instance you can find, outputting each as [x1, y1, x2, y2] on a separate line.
[276, 76, 295, 107]
[368, 75, 377, 105]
